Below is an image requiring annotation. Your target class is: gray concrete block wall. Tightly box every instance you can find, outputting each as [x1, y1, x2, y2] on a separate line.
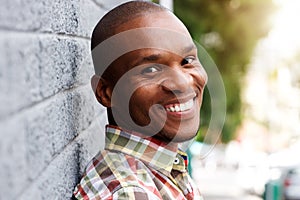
[0, 0, 135, 199]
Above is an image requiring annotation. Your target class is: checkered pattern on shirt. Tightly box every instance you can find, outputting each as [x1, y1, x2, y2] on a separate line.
[73, 125, 203, 200]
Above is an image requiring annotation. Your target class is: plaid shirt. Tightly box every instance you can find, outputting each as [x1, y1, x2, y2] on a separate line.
[73, 125, 203, 200]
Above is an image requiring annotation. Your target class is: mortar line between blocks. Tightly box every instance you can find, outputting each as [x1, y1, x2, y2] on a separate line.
[0, 83, 91, 122]
[15, 116, 102, 199]
[0, 27, 91, 40]
[89, 0, 109, 10]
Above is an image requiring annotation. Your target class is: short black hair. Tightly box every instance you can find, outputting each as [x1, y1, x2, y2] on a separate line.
[91, 1, 168, 50]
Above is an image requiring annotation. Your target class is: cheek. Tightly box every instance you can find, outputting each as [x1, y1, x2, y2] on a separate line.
[191, 66, 207, 87]
[128, 86, 157, 123]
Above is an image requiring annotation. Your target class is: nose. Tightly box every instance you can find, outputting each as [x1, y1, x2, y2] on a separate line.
[160, 68, 193, 94]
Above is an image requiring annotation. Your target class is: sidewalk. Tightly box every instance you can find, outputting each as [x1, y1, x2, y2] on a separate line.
[193, 166, 263, 200]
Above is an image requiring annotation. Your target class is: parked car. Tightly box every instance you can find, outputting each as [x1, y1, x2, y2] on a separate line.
[283, 166, 300, 200]
[264, 166, 300, 200]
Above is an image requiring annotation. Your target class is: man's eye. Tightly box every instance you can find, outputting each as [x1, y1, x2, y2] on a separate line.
[181, 57, 195, 65]
[141, 65, 161, 74]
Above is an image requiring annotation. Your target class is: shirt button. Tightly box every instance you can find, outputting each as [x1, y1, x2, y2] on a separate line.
[174, 158, 180, 165]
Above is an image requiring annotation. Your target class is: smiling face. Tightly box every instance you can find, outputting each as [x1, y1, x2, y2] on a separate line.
[96, 11, 207, 143]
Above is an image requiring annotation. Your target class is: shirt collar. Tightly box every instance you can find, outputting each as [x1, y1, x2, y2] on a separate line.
[105, 125, 188, 175]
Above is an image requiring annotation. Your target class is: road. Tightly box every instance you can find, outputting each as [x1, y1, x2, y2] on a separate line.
[192, 166, 263, 200]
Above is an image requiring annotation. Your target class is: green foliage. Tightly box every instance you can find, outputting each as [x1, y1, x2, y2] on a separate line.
[174, 0, 275, 143]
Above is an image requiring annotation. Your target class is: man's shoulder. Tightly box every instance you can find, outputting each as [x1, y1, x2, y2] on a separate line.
[83, 149, 154, 188]
[86, 149, 151, 176]
[74, 150, 158, 199]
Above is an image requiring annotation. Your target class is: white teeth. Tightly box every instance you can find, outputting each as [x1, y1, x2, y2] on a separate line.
[166, 99, 194, 112]
[175, 105, 180, 112]
[180, 104, 185, 111]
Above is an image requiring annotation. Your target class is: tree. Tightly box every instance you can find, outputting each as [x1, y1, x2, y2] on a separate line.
[173, 0, 276, 143]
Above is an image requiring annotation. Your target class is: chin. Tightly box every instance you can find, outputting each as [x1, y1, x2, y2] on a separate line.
[172, 131, 198, 143]
[159, 125, 199, 143]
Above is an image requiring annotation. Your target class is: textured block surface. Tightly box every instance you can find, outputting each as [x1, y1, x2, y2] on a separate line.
[0, 0, 125, 198]
[0, 33, 93, 118]
[0, 0, 105, 37]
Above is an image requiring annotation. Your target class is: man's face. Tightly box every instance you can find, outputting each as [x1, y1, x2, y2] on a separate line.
[105, 12, 207, 143]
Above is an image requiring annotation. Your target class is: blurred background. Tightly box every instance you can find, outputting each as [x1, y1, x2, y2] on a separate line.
[170, 0, 300, 199]
[0, 0, 299, 199]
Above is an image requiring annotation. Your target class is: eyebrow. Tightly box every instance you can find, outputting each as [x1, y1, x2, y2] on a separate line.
[132, 54, 162, 67]
[131, 44, 197, 67]
[182, 44, 197, 54]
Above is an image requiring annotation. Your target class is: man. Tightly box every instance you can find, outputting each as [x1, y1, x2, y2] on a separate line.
[73, 1, 207, 199]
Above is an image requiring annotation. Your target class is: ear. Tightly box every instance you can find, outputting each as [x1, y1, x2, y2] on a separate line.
[91, 75, 112, 107]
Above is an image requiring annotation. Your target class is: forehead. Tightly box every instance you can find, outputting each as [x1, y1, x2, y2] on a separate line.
[116, 11, 190, 36]
[92, 12, 194, 76]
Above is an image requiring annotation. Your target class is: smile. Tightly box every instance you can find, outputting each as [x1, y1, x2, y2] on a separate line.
[165, 99, 194, 112]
